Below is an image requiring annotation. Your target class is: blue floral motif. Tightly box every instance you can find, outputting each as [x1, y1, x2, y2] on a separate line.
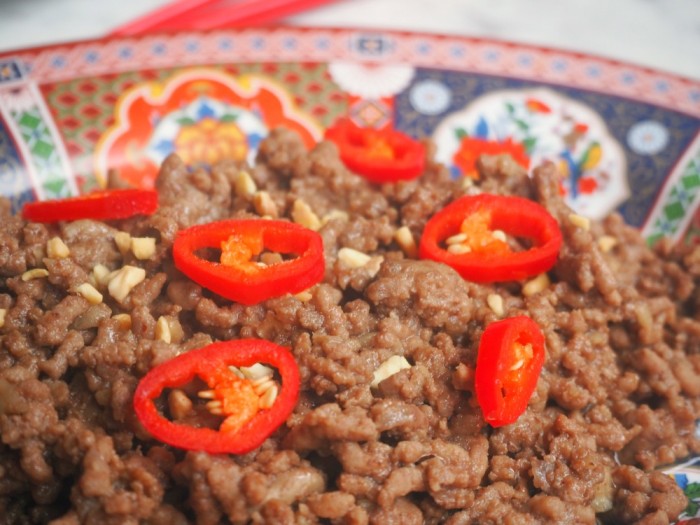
[627, 120, 669, 156]
[409, 80, 452, 116]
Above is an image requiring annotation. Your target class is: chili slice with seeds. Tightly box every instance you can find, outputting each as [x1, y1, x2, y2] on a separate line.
[474, 316, 546, 427]
[133, 339, 300, 454]
[324, 117, 425, 183]
[419, 194, 562, 283]
[172, 219, 325, 305]
[22, 188, 158, 223]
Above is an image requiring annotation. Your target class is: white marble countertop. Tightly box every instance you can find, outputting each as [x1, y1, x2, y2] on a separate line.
[0, 0, 699, 81]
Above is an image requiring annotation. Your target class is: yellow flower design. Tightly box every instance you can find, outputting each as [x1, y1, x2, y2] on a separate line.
[174, 117, 248, 166]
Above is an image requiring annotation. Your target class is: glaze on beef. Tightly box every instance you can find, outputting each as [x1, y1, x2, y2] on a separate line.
[0, 128, 698, 524]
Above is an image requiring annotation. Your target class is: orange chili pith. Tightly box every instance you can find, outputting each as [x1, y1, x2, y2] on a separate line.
[173, 219, 325, 305]
[325, 117, 425, 183]
[418, 194, 562, 283]
[474, 316, 545, 427]
[133, 339, 300, 454]
[22, 188, 158, 223]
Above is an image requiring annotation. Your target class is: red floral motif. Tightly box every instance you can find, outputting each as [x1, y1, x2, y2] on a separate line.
[96, 70, 321, 188]
[577, 176, 598, 194]
[525, 98, 551, 113]
[452, 137, 530, 179]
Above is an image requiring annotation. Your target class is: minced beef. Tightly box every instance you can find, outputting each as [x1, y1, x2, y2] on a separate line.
[1, 127, 699, 524]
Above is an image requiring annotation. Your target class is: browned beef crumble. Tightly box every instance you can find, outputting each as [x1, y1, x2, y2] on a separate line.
[0, 128, 699, 525]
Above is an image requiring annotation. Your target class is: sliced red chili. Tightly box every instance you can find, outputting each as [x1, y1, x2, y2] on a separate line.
[133, 339, 300, 454]
[22, 188, 158, 223]
[418, 194, 562, 283]
[325, 117, 425, 183]
[474, 316, 545, 427]
[173, 219, 325, 305]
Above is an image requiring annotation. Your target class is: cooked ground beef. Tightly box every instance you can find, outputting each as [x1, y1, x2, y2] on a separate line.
[1, 128, 699, 525]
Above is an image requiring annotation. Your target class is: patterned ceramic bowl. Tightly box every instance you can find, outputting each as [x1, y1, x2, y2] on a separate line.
[1, 27, 699, 246]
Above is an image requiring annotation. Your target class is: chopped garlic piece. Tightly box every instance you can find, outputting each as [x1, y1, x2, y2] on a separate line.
[92, 264, 112, 287]
[234, 170, 257, 197]
[522, 273, 551, 297]
[131, 237, 156, 260]
[394, 226, 417, 258]
[292, 199, 321, 231]
[107, 265, 146, 302]
[294, 289, 313, 302]
[321, 209, 349, 225]
[112, 313, 132, 330]
[46, 237, 70, 259]
[253, 191, 278, 218]
[75, 283, 103, 305]
[371, 355, 411, 388]
[598, 235, 618, 253]
[155, 316, 171, 343]
[569, 213, 591, 231]
[21, 268, 49, 281]
[338, 247, 371, 269]
[114, 231, 132, 255]
[168, 389, 193, 421]
[487, 293, 505, 317]
[0, 308, 6, 328]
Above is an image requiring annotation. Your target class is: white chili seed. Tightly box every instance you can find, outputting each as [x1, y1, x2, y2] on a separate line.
[445, 233, 468, 245]
[446, 243, 472, 255]
[240, 363, 275, 381]
[259, 384, 278, 410]
[492, 230, 507, 243]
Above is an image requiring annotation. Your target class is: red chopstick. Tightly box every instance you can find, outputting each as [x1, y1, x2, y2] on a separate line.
[111, 0, 218, 36]
[111, 0, 339, 36]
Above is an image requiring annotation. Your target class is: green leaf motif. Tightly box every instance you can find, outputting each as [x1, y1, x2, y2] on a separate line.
[43, 179, 66, 196]
[177, 117, 197, 127]
[455, 128, 468, 140]
[220, 114, 238, 123]
[687, 499, 698, 518]
[522, 137, 537, 153]
[686, 481, 700, 499]
[685, 482, 700, 517]
[514, 119, 529, 132]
